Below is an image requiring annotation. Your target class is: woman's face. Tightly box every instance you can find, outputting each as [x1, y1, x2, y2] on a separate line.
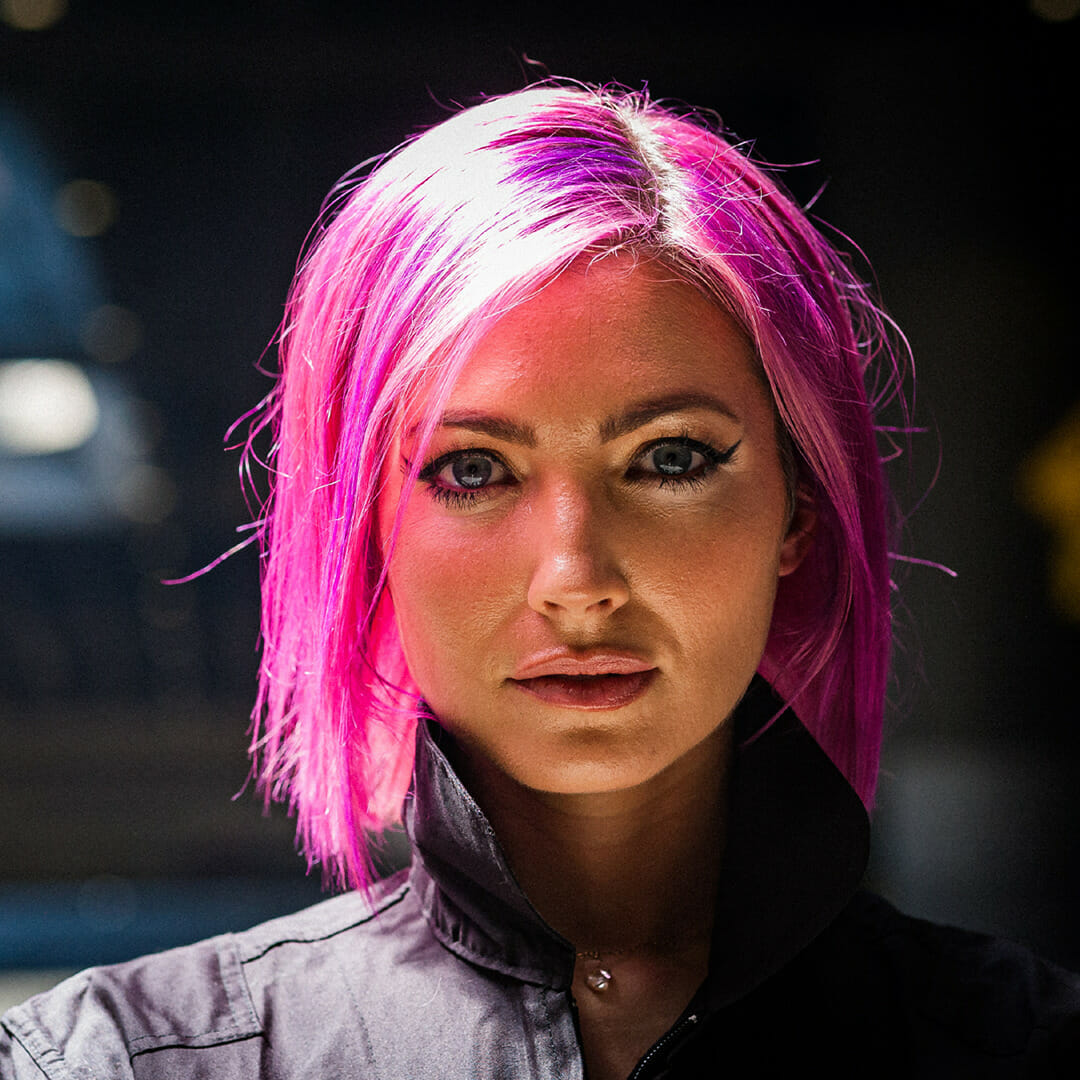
[380, 254, 809, 795]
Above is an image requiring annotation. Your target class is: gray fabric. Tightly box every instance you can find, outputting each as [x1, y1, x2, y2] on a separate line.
[3, 681, 1076, 1077]
[1, 880, 585, 1079]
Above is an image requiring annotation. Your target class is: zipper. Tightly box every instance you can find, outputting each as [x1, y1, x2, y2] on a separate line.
[626, 1010, 700, 1080]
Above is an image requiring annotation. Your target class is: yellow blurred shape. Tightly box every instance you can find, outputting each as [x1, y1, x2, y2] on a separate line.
[0, 0, 67, 31]
[1030, 0, 1080, 21]
[1018, 403, 1080, 620]
[53, 179, 116, 238]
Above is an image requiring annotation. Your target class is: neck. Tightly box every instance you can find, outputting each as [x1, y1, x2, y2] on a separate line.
[455, 721, 732, 953]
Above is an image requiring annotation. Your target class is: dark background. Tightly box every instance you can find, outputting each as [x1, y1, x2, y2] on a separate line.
[1, 0, 1078, 974]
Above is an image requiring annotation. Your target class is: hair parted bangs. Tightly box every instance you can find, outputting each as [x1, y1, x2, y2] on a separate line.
[243, 81, 907, 891]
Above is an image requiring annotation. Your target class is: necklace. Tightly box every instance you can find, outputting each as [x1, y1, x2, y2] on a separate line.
[573, 942, 668, 995]
[574, 926, 712, 994]
[575, 947, 623, 993]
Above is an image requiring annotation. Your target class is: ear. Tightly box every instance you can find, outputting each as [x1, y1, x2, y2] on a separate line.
[778, 484, 817, 577]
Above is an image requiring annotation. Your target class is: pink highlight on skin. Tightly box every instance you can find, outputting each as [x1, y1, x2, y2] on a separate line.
[240, 81, 913, 892]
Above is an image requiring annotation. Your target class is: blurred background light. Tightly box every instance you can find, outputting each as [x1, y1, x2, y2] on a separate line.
[0, 358, 98, 455]
[0, 157, 11, 211]
[0, 107, 104, 357]
[0, 0, 67, 32]
[76, 875, 138, 934]
[1019, 403, 1080, 620]
[53, 179, 117, 239]
[1030, 0, 1080, 20]
[114, 463, 178, 526]
[79, 304, 143, 365]
[0, 364, 160, 535]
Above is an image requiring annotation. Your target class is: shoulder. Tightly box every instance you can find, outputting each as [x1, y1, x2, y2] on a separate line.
[233, 872, 411, 963]
[0, 927, 257, 1079]
[815, 891, 1080, 1069]
[0, 876, 412, 1080]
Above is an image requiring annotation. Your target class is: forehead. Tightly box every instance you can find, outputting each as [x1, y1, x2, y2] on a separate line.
[489, 255, 737, 347]
[437, 255, 762, 418]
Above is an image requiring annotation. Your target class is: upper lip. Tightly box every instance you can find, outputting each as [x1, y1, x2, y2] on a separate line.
[511, 649, 656, 680]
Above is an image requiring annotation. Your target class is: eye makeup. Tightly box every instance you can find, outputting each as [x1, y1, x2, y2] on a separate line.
[414, 431, 741, 509]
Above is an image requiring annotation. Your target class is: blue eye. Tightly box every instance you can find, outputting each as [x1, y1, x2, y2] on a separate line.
[634, 436, 738, 487]
[418, 450, 510, 506]
[449, 453, 494, 488]
[649, 442, 699, 476]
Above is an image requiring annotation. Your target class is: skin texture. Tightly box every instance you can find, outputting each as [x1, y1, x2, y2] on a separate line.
[379, 253, 815, 1080]
[381, 253, 810, 799]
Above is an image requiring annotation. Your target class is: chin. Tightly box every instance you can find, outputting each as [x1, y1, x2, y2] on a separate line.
[508, 730, 680, 796]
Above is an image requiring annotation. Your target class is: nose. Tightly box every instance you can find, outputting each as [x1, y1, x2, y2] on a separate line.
[525, 482, 630, 624]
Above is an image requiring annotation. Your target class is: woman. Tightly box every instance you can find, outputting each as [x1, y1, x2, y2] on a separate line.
[3, 81, 1077, 1078]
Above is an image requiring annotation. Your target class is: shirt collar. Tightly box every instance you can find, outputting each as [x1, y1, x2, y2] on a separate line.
[704, 675, 870, 1007]
[405, 676, 869, 1001]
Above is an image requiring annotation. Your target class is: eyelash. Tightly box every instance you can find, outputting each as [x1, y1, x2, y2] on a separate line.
[640, 436, 736, 493]
[415, 451, 510, 509]
[416, 435, 740, 509]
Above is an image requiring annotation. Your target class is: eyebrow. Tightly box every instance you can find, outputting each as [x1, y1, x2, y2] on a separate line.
[425, 392, 740, 447]
[598, 392, 740, 442]
[420, 413, 538, 447]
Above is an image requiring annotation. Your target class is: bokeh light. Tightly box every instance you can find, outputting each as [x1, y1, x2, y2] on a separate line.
[0, 359, 99, 455]
[114, 463, 178, 525]
[1018, 403, 1080, 620]
[0, 0, 68, 31]
[53, 179, 117, 238]
[1030, 0, 1080, 21]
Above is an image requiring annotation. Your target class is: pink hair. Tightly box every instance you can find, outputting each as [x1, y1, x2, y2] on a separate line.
[243, 83, 906, 890]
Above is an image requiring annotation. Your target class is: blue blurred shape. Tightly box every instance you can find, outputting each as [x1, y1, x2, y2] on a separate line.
[0, 876, 327, 968]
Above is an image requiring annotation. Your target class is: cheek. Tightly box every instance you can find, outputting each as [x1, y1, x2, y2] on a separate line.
[385, 511, 516, 693]
[649, 503, 784, 663]
[378, 458, 492, 683]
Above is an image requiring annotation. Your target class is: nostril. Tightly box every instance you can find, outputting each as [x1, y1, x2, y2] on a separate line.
[541, 594, 618, 616]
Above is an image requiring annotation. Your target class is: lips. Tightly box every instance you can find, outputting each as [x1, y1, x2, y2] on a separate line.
[509, 649, 657, 710]
[512, 650, 655, 680]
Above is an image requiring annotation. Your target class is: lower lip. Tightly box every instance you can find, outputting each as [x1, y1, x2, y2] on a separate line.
[510, 670, 657, 710]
